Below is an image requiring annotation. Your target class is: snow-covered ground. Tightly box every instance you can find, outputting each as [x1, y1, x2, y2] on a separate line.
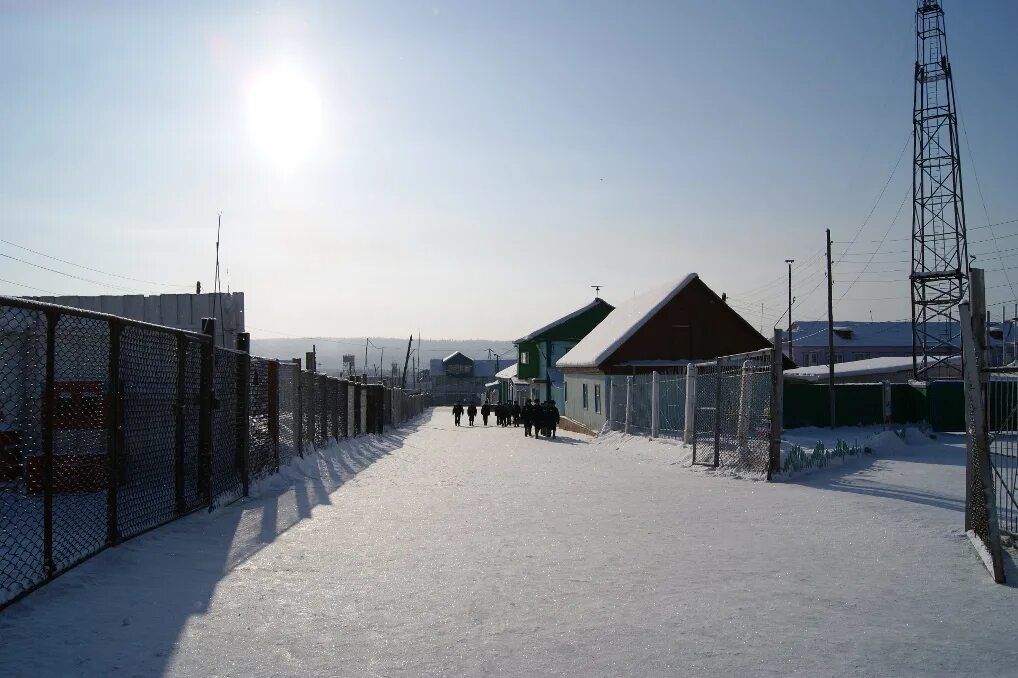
[1, 411, 1016, 676]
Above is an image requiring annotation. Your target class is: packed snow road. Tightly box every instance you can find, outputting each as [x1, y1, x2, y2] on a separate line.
[1, 410, 1016, 676]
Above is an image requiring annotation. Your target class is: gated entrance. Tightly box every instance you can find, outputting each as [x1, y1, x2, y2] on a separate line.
[690, 345, 782, 475]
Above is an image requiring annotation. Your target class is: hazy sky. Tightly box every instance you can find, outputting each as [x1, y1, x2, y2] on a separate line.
[2, 1, 1017, 340]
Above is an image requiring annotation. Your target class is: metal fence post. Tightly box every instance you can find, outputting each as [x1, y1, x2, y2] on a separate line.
[684, 363, 697, 445]
[293, 359, 303, 456]
[268, 360, 279, 473]
[768, 329, 783, 480]
[173, 333, 186, 516]
[109, 321, 124, 542]
[712, 364, 721, 468]
[737, 360, 751, 455]
[42, 311, 57, 578]
[624, 376, 632, 435]
[236, 333, 250, 497]
[199, 319, 215, 505]
[651, 371, 659, 438]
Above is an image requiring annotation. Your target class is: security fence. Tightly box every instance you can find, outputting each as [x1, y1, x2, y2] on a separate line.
[605, 334, 783, 477]
[960, 268, 1011, 584]
[0, 295, 430, 609]
[689, 348, 780, 475]
[606, 372, 688, 437]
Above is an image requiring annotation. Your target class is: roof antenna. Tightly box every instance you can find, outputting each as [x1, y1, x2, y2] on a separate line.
[591, 285, 603, 299]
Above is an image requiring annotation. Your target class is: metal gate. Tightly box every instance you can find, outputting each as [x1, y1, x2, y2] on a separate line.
[691, 349, 778, 474]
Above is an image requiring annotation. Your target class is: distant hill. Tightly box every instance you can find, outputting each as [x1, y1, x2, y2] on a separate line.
[249, 336, 516, 372]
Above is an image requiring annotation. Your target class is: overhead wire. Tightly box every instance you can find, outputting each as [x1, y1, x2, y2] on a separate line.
[0, 238, 189, 289]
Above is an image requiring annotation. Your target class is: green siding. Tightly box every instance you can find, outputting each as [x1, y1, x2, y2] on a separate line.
[516, 340, 540, 379]
[783, 383, 883, 428]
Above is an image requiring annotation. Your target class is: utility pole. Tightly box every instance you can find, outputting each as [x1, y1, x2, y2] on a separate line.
[402, 334, 413, 389]
[826, 229, 835, 428]
[785, 259, 795, 360]
[364, 338, 369, 379]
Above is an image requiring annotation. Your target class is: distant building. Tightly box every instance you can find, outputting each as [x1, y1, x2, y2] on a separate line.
[427, 355, 516, 405]
[27, 293, 244, 349]
[513, 298, 615, 405]
[557, 274, 776, 433]
[789, 320, 1016, 368]
[784, 355, 962, 384]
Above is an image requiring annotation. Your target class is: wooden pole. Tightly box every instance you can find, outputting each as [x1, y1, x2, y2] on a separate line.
[827, 228, 835, 427]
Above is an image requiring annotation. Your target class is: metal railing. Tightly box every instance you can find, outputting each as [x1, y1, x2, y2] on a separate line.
[0, 295, 431, 609]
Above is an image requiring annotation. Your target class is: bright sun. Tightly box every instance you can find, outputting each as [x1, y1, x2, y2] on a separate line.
[245, 61, 323, 170]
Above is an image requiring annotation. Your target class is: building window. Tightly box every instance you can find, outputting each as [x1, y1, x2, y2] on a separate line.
[582, 383, 589, 410]
[805, 352, 821, 366]
[854, 352, 872, 361]
[594, 384, 601, 413]
[520, 351, 529, 365]
[834, 353, 845, 364]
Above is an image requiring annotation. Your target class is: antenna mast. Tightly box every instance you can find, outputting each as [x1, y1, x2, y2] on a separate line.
[910, 0, 969, 379]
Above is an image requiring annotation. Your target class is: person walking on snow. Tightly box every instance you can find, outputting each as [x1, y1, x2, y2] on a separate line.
[452, 401, 464, 427]
[522, 399, 534, 437]
[512, 402, 522, 427]
[545, 399, 560, 438]
[467, 402, 477, 426]
[481, 400, 491, 426]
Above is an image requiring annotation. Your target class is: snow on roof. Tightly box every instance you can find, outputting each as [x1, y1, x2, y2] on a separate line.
[791, 320, 1017, 348]
[784, 355, 961, 382]
[495, 363, 517, 380]
[557, 274, 698, 369]
[514, 299, 611, 343]
[442, 351, 472, 363]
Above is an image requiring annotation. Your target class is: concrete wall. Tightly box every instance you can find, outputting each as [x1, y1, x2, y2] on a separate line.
[562, 372, 609, 433]
[28, 293, 244, 348]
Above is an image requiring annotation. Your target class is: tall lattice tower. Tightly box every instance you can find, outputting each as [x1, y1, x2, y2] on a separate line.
[911, 0, 969, 379]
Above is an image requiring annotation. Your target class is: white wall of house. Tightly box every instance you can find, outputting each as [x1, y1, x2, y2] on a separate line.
[562, 372, 609, 433]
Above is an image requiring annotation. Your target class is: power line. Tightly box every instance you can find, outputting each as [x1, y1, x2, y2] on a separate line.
[0, 277, 57, 295]
[959, 113, 1017, 304]
[0, 238, 188, 289]
[0, 251, 151, 294]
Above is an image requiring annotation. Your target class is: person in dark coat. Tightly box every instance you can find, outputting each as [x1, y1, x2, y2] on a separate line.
[481, 400, 491, 426]
[522, 399, 534, 437]
[452, 401, 464, 426]
[501, 403, 511, 427]
[467, 402, 477, 426]
[546, 399, 560, 438]
[512, 403, 522, 427]
[532, 400, 545, 437]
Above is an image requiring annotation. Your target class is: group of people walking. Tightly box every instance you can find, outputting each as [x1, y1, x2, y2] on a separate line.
[451, 399, 560, 438]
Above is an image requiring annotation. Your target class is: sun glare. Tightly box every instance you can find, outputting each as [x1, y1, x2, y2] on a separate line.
[245, 60, 323, 170]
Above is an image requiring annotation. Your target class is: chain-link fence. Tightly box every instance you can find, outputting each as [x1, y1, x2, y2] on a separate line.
[690, 349, 777, 474]
[606, 372, 687, 439]
[0, 295, 432, 610]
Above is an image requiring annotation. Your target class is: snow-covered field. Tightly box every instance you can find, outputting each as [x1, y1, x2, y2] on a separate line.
[1, 411, 1016, 676]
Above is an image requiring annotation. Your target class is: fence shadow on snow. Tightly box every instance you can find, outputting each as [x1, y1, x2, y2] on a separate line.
[0, 418, 429, 676]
